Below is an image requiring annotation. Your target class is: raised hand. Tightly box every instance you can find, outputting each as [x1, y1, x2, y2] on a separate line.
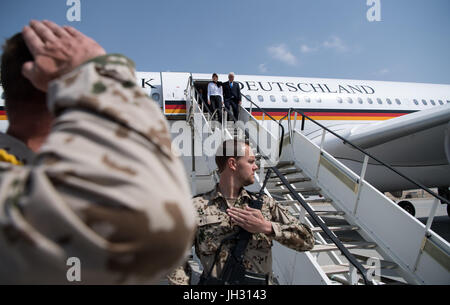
[21, 20, 106, 92]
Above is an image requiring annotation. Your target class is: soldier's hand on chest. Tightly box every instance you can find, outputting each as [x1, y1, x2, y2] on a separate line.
[227, 206, 273, 235]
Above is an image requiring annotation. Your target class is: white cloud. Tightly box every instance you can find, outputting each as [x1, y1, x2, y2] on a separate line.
[300, 44, 318, 54]
[375, 68, 390, 76]
[258, 63, 268, 73]
[267, 44, 298, 66]
[322, 36, 349, 52]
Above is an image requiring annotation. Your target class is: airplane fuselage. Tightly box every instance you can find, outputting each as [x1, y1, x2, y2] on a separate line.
[1, 72, 449, 193]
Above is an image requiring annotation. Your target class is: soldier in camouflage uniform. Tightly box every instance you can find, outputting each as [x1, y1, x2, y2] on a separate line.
[0, 20, 196, 284]
[168, 139, 314, 285]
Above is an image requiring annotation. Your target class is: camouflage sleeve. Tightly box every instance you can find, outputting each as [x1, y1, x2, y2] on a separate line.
[266, 196, 315, 252]
[0, 54, 196, 284]
[167, 262, 192, 285]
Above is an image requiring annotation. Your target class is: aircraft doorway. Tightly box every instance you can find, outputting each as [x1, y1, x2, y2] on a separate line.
[193, 80, 212, 114]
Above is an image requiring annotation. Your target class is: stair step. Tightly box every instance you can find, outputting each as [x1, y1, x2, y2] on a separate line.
[350, 254, 398, 270]
[306, 198, 333, 204]
[313, 211, 345, 216]
[270, 168, 302, 178]
[311, 242, 377, 253]
[322, 265, 356, 275]
[275, 161, 295, 168]
[271, 194, 287, 201]
[322, 264, 374, 275]
[274, 177, 311, 186]
[311, 225, 359, 233]
[322, 259, 398, 277]
[292, 210, 345, 217]
[267, 187, 321, 195]
[275, 199, 333, 206]
[330, 273, 405, 285]
[276, 200, 299, 206]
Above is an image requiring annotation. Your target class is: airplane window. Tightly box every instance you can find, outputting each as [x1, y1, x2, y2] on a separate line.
[347, 97, 353, 104]
[152, 93, 160, 101]
[316, 98, 322, 103]
[293, 96, 299, 103]
[258, 95, 264, 102]
[270, 95, 276, 102]
[337, 97, 343, 104]
[395, 98, 401, 105]
[386, 98, 392, 105]
[447, 100, 450, 104]
[282, 95, 288, 102]
[422, 99, 427, 105]
[413, 99, 419, 105]
[438, 100, 444, 105]
[430, 100, 436, 106]
[246, 95, 251, 101]
[367, 98, 373, 104]
[377, 98, 383, 105]
[357, 98, 363, 104]
[305, 97, 311, 103]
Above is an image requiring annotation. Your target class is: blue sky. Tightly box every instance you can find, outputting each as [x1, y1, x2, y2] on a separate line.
[1, 0, 449, 84]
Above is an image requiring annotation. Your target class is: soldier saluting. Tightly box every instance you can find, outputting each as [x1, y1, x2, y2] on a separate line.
[0, 20, 196, 284]
[168, 139, 315, 285]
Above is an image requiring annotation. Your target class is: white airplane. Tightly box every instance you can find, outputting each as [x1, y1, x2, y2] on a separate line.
[1, 72, 449, 215]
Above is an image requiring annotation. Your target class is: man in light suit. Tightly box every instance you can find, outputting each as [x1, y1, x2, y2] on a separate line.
[222, 72, 241, 121]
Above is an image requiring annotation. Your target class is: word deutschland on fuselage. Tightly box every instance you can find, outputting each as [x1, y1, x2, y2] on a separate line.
[138, 77, 375, 95]
[235, 81, 375, 95]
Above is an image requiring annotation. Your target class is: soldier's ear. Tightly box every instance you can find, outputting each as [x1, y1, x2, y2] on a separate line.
[228, 157, 238, 171]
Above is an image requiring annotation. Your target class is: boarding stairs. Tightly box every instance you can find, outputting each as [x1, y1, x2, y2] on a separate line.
[184, 78, 450, 285]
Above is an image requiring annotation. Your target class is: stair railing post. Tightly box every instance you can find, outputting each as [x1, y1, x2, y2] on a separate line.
[349, 265, 360, 285]
[353, 155, 369, 215]
[293, 111, 298, 134]
[424, 197, 440, 234]
[412, 196, 441, 272]
[222, 107, 225, 137]
[191, 123, 196, 196]
[315, 129, 327, 179]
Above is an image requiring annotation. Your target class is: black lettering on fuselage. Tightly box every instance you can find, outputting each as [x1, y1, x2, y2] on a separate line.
[298, 83, 312, 92]
[348, 85, 363, 94]
[285, 82, 298, 92]
[246, 81, 258, 91]
[271, 82, 284, 92]
[323, 84, 337, 93]
[361, 85, 375, 94]
[258, 82, 272, 91]
[338, 85, 351, 94]
[310, 83, 326, 93]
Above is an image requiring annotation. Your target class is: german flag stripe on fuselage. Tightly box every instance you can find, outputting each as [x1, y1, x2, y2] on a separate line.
[248, 108, 415, 121]
[165, 100, 187, 114]
[162, 100, 415, 120]
[0, 103, 414, 121]
[0, 106, 6, 120]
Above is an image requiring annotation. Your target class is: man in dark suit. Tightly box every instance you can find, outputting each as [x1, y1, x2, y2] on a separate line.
[222, 72, 241, 121]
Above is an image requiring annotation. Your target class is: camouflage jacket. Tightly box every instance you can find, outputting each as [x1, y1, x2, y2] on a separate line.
[0, 54, 196, 284]
[168, 184, 314, 285]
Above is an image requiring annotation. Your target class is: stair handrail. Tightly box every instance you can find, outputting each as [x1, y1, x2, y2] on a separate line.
[241, 94, 285, 157]
[278, 108, 449, 205]
[269, 165, 373, 285]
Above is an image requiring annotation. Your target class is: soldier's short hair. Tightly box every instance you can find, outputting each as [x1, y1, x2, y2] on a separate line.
[212, 73, 218, 78]
[215, 139, 250, 173]
[1, 33, 46, 117]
